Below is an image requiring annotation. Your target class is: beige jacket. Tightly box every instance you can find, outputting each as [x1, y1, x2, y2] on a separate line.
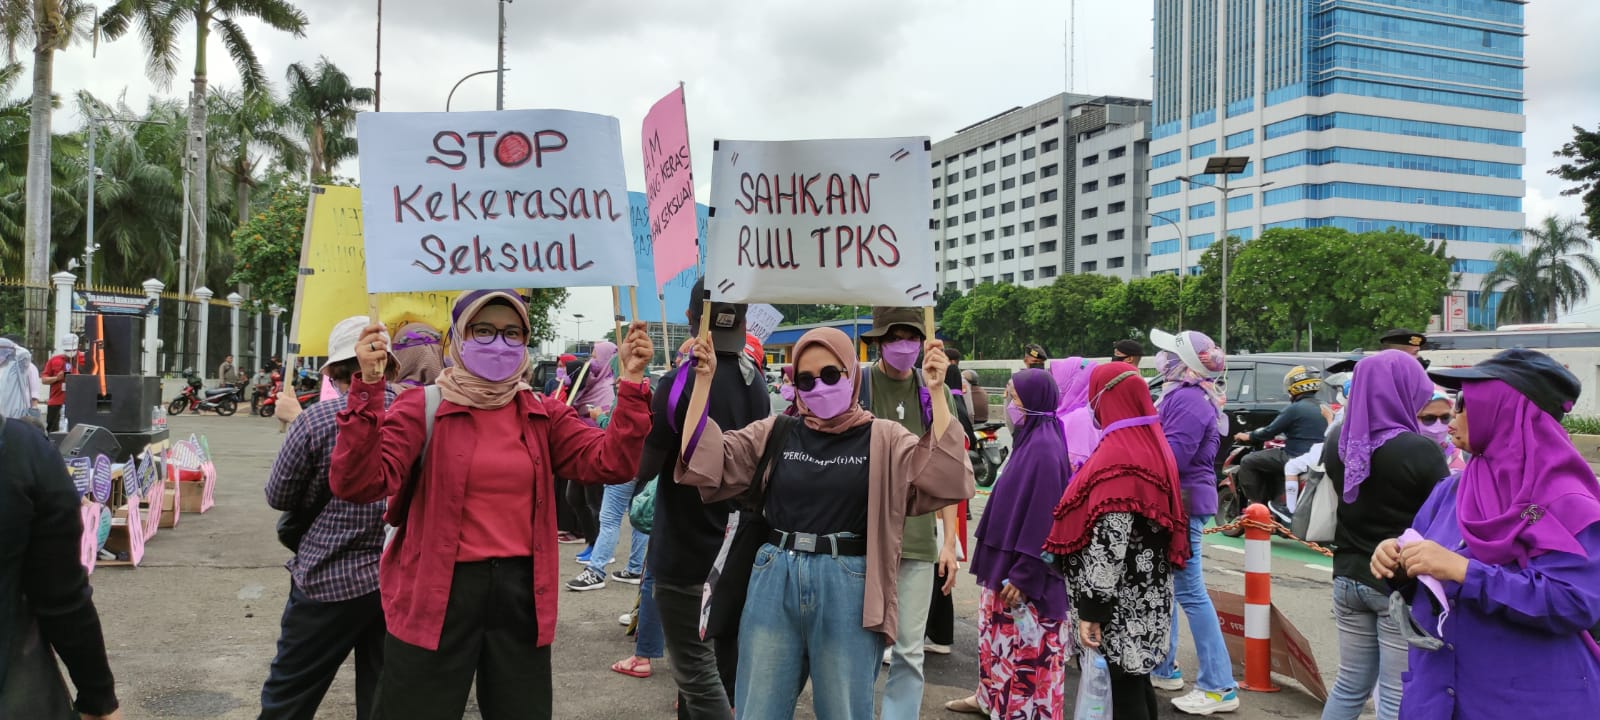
[677, 415, 974, 642]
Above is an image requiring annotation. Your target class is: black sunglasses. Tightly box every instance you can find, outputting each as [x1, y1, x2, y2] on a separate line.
[1418, 412, 1453, 424]
[795, 366, 847, 392]
[1453, 394, 1465, 414]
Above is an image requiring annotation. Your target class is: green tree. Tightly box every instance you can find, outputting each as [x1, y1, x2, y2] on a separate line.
[284, 57, 371, 181]
[209, 86, 304, 227]
[1332, 229, 1451, 348]
[1123, 274, 1182, 340]
[1551, 124, 1600, 239]
[99, 0, 309, 293]
[1022, 274, 1121, 358]
[226, 177, 303, 310]
[943, 282, 1034, 359]
[1478, 246, 1545, 325]
[1480, 215, 1600, 324]
[1229, 227, 1347, 351]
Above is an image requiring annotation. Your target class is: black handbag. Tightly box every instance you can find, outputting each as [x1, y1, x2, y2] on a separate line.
[700, 414, 797, 641]
[275, 490, 334, 553]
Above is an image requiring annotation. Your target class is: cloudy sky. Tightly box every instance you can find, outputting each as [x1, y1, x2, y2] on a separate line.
[39, 0, 1600, 333]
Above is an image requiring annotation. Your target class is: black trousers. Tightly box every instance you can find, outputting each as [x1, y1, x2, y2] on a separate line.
[373, 558, 551, 720]
[1238, 447, 1289, 506]
[1109, 661, 1159, 720]
[259, 585, 385, 720]
[927, 565, 955, 646]
[554, 478, 577, 534]
[46, 404, 63, 433]
[564, 480, 603, 544]
[654, 581, 731, 719]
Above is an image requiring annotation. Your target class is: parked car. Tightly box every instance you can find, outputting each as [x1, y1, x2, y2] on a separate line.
[1149, 352, 1347, 468]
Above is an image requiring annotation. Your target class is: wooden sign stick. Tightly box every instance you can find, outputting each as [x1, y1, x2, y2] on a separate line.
[679, 299, 713, 456]
[610, 287, 626, 345]
[924, 306, 951, 439]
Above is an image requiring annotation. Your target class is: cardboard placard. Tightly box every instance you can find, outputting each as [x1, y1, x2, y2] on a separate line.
[745, 304, 784, 342]
[356, 110, 636, 293]
[620, 191, 710, 324]
[704, 136, 935, 306]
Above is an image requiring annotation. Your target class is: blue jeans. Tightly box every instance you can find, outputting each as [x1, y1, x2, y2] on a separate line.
[736, 543, 882, 720]
[588, 480, 647, 575]
[1321, 577, 1406, 720]
[635, 567, 664, 659]
[1154, 515, 1237, 693]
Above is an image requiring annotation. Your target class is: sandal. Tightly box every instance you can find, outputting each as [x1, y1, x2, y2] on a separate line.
[611, 656, 652, 678]
[944, 696, 984, 715]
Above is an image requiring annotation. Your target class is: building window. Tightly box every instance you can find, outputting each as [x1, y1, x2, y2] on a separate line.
[1002, 153, 1016, 167]
[983, 141, 996, 151]
[1041, 164, 1059, 178]
[964, 190, 977, 201]
[1040, 215, 1059, 228]
[1081, 154, 1098, 167]
[1041, 265, 1057, 278]
[935, 240, 942, 251]
[946, 173, 958, 185]
[982, 160, 997, 172]
[1001, 272, 1014, 283]
[983, 229, 996, 241]
[945, 217, 958, 228]
[1022, 196, 1036, 209]
[1040, 240, 1057, 252]
[965, 149, 977, 157]
[1188, 202, 1215, 220]
[1152, 149, 1181, 169]
[964, 168, 977, 179]
[983, 183, 996, 196]
[1225, 129, 1254, 150]
[933, 199, 941, 209]
[1108, 256, 1125, 269]
[1002, 249, 1015, 260]
[982, 252, 995, 263]
[964, 279, 975, 289]
[1002, 178, 1016, 190]
[1002, 225, 1016, 237]
[1023, 147, 1037, 160]
[1081, 181, 1098, 194]
[1108, 201, 1126, 214]
[982, 207, 996, 219]
[1190, 139, 1216, 159]
[933, 177, 941, 188]
[964, 211, 977, 222]
[1022, 172, 1036, 184]
[1108, 174, 1126, 187]
[1081, 207, 1098, 220]
[1001, 201, 1016, 213]
[946, 281, 958, 292]
[1042, 189, 1060, 202]
[1023, 269, 1035, 281]
[965, 234, 977, 245]
[1108, 146, 1127, 159]
[1023, 221, 1036, 232]
[1042, 138, 1060, 153]
[1023, 245, 1035, 257]
[944, 259, 958, 270]
[1081, 261, 1098, 272]
[964, 257, 975, 267]
[947, 194, 958, 205]
[1108, 229, 1126, 241]
[1022, 127, 1035, 137]
[1082, 234, 1099, 246]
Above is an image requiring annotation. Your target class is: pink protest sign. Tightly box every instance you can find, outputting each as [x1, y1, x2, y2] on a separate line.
[642, 86, 699, 295]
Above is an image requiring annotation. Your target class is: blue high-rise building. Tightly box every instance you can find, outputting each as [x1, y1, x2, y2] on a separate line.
[1145, 0, 1525, 326]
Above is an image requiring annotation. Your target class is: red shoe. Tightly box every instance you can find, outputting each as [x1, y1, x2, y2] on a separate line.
[557, 532, 584, 545]
[611, 656, 652, 678]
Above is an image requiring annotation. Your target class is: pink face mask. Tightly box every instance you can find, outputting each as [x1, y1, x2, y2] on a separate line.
[798, 377, 854, 419]
[880, 338, 922, 373]
[779, 384, 796, 402]
[459, 339, 525, 382]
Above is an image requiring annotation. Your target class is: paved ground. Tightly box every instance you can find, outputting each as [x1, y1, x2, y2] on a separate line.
[87, 412, 1349, 719]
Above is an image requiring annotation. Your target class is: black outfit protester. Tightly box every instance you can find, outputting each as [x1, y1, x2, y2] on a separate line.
[1238, 396, 1327, 504]
[1323, 432, 1450, 590]
[639, 356, 770, 719]
[0, 418, 119, 717]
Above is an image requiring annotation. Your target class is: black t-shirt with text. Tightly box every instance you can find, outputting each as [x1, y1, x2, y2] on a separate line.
[765, 422, 871, 537]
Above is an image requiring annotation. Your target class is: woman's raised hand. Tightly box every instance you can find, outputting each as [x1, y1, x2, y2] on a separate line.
[356, 323, 389, 383]
[619, 321, 653, 381]
[921, 338, 948, 388]
[691, 335, 717, 381]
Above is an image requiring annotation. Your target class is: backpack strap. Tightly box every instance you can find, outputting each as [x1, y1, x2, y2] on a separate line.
[740, 414, 798, 513]
[423, 385, 441, 455]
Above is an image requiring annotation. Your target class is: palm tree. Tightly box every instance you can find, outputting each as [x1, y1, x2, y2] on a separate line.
[1, 0, 93, 346]
[98, 0, 308, 295]
[1479, 215, 1600, 325]
[209, 86, 304, 226]
[285, 57, 373, 181]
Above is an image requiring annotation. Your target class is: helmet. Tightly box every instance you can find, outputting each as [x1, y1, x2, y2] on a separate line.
[1284, 366, 1324, 398]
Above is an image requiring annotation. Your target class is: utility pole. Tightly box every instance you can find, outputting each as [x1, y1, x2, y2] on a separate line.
[85, 118, 96, 287]
[375, 0, 383, 111]
[496, 0, 510, 110]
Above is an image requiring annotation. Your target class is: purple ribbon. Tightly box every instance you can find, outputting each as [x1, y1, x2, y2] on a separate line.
[918, 386, 933, 428]
[1099, 414, 1158, 436]
[668, 358, 710, 463]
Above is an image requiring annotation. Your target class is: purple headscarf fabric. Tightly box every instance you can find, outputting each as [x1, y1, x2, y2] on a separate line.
[571, 341, 618, 413]
[1459, 379, 1600, 566]
[1340, 349, 1435, 502]
[973, 369, 1072, 584]
[1050, 356, 1100, 471]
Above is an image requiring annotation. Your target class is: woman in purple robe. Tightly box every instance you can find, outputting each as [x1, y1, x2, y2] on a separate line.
[1371, 349, 1600, 719]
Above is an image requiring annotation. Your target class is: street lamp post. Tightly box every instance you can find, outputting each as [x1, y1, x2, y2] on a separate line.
[1150, 210, 1187, 330]
[496, 0, 512, 110]
[446, 69, 506, 111]
[85, 115, 167, 287]
[1177, 156, 1274, 353]
[572, 313, 588, 344]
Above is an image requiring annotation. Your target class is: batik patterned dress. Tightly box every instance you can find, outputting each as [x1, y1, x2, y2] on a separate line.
[976, 587, 1068, 719]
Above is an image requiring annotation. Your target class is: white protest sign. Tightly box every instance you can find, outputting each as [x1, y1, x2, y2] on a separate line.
[704, 137, 935, 306]
[356, 109, 637, 293]
[745, 304, 784, 342]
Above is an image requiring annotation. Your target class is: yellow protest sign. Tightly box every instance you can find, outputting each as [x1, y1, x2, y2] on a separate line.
[291, 185, 458, 356]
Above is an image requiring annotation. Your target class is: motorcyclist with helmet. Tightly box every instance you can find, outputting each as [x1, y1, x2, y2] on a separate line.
[1232, 366, 1329, 511]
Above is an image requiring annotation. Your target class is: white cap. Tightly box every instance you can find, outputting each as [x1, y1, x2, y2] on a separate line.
[1149, 328, 1219, 378]
[323, 316, 394, 372]
[58, 334, 78, 352]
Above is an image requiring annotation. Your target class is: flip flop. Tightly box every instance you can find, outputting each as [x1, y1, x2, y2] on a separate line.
[611, 657, 652, 679]
[944, 696, 984, 715]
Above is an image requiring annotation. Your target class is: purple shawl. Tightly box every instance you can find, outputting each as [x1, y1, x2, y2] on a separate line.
[572, 341, 618, 412]
[1459, 379, 1600, 566]
[973, 369, 1072, 583]
[1050, 357, 1100, 471]
[1340, 350, 1434, 502]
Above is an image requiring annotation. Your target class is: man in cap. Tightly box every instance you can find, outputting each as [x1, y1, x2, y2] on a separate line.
[860, 307, 963, 719]
[1381, 328, 1426, 357]
[1022, 343, 1049, 370]
[640, 277, 769, 717]
[260, 316, 397, 720]
[1114, 339, 1146, 367]
[40, 334, 78, 433]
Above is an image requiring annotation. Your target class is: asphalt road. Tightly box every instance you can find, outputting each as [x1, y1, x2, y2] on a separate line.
[85, 411, 1351, 719]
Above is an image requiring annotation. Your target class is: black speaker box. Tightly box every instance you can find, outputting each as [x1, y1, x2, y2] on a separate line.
[55, 424, 122, 462]
[112, 428, 169, 462]
[65, 375, 162, 433]
[82, 314, 143, 376]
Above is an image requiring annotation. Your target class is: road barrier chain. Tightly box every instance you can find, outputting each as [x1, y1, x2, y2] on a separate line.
[1203, 515, 1335, 558]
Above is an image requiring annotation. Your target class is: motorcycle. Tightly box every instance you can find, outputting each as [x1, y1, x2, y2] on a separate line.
[1215, 438, 1296, 537]
[168, 371, 240, 416]
[257, 382, 321, 418]
[970, 421, 1010, 488]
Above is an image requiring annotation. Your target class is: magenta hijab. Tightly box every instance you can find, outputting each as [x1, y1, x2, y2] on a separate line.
[1459, 379, 1600, 566]
[1050, 357, 1100, 472]
[1339, 350, 1435, 502]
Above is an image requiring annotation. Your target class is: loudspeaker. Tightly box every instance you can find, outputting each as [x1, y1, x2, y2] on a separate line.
[65, 375, 162, 433]
[112, 427, 169, 462]
[82, 314, 143, 376]
[55, 423, 121, 462]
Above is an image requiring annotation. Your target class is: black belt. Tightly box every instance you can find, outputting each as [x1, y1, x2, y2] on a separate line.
[768, 530, 867, 556]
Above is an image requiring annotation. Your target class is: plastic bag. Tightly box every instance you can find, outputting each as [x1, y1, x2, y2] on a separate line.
[1011, 603, 1043, 647]
[1074, 647, 1113, 720]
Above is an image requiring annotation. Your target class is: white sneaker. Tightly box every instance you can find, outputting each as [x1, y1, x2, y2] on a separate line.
[1172, 688, 1240, 715]
[924, 641, 952, 655]
[882, 648, 893, 665]
[618, 612, 635, 627]
[1151, 672, 1186, 691]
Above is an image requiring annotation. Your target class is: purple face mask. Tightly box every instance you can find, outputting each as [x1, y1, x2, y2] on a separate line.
[1005, 400, 1025, 427]
[459, 339, 525, 382]
[1419, 419, 1451, 447]
[798, 376, 854, 419]
[779, 384, 796, 402]
[880, 338, 922, 373]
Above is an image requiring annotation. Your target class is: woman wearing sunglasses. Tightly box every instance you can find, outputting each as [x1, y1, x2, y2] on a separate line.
[329, 290, 656, 719]
[1416, 389, 1466, 474]
[677, 327, 973, 719]
[1370, 349, 1600, 719]
[1045, 363, 1189, 720]
[1319, 349, 1450, 720]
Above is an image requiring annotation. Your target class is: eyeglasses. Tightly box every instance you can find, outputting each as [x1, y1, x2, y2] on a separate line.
[1417, 413, 1453, 424]
[795, 366, 846, 391]
[1112, 354, 1130, 362]
[1453, 393, 1465, 414]
[466, 322, 527, 345]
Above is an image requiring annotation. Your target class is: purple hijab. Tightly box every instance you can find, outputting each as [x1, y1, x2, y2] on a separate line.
[572, 341, 618, 413]
[973, 369, 1072, 586]
[1459, 379, 1600, 566]
[1050, 356, 1100, 471]
[1340, 349, 1434, 502]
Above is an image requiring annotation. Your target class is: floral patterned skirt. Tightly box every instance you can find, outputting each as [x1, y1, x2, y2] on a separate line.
[976, 587, 1068, 720]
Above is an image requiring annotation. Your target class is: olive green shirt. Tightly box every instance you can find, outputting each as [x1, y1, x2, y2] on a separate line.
[868, 363, 958, 563]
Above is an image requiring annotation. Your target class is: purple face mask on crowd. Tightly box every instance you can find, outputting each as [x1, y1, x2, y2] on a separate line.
[779, 384, 796, 402]
[459, 339, 525, 382]
[1005, 400, 1025, 427]
[1420, 419, 1451, 447]
[799, 377, 854, 419]
[880, 338, 922, 373]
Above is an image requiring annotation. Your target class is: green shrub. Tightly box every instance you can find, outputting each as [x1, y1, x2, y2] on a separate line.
[1563, 415, 1600, 435]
